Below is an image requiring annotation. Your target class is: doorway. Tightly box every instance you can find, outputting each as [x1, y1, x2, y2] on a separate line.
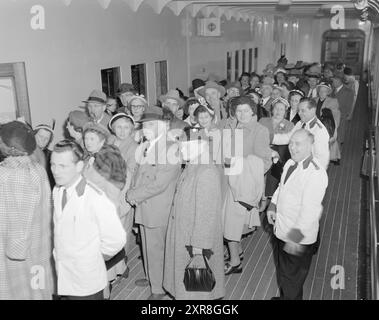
[101, 66, 120, 98]
[321, 29, 365, 76]
[131, 63, 147, 98]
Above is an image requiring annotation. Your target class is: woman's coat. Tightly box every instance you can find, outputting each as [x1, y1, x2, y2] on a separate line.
[164, 164, 225, 300]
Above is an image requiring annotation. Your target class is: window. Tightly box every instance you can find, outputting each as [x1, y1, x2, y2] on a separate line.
[249, 48, 253, 73]
[242, 49, 246, 72]
[235, 50, 239, 81]
[0, 62, 30, 123]
[155, 60, 168, 100]
[254, 48, 258, 73]
[280, 43, 286, 56]
[131, 64, 147, 98]
[226, 52, 232, 81]
[101, 67, 120, 98]
[0, 77, 17, 121]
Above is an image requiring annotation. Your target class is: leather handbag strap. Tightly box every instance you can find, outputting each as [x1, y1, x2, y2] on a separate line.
[185, 254, 211, 270]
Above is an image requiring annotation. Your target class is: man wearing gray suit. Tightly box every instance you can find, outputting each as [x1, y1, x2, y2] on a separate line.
[331, 75, 355, 147]
[126, 106, 181, 300]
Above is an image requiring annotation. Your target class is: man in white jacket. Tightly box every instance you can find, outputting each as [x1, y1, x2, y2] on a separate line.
[50, 140, 126, 300]
[267, 129, 328, 300]
[272, 98, 330, 170]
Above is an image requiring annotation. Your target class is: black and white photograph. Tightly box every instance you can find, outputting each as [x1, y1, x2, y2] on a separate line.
[0, 0, 379, 306]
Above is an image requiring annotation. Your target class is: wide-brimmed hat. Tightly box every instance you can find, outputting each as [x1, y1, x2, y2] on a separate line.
[274, 68, 287, 75]
[294, 61, 307, 69]
[262, 63, 275, 76]
[159, 89, 185, 107]
[247, 88, 262, 99]
[287, 69, 302, 76]
[34, 124, 54, 135]
[68, 110, 91, 132]
[306, 72, 321, 79]
[197, 81, 226, 98]
[83, 122, 110, 139]
[317, 82, 332, 91]
[305, 64, 322, 77]
[225, 81, 242, 94]
[108, 113, 135, 131]
[128, 94, 148, 106]
[0, 121, 36, 155]
[117, 83, 135, 94]
[138, 106, 165, 123]
[272, 97, 290, 109]
[82, 89, 107, 105]
[284, 63, 296, 70]
[289, 89, 305, 97]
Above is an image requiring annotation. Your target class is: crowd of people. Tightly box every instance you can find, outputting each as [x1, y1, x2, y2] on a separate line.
[0, 55, 358, 300]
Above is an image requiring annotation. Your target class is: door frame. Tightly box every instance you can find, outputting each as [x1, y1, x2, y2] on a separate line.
[0, 62, 31, 124]
[321, 29, 366, 76]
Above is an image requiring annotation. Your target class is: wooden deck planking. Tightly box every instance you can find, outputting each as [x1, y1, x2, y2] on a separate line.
[111, 85, 367, 300]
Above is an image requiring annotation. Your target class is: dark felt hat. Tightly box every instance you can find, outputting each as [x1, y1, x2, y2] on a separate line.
[83, 89, 107, 105]
[93, 144, 127, 191]
[192, 79, 205, 91]
[138, 106, 165, 123]
[0, 121, 36, 155]
[68, 110, 91, 132]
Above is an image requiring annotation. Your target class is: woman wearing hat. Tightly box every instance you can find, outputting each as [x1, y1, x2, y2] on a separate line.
[108, 113, 138, 265]
[160, 89, 187, 141]
[239, 72, 251, 95]
[223, 82, 242, 118]
[271, 85, 283, 101]
[66, 110, 91, 148]
[249, 73, 261, 91]
[223, 96, 272, 275]
[279, 81, 295, 101]
[247, 89, 265, 121]
[34, 124, 55, 188]
[128, 95, 147, 142]
[274, 69, 287, 86]
[194, 104, 221, 164]
[183, 98, 201, 128]
[0, 121, 54, 299]
[83, 122, 128, 298]
[164, 137, 225, 300]
[315, 82, 341, 164]
[259, 98, 294, 204]
[286, 89, 304, 125]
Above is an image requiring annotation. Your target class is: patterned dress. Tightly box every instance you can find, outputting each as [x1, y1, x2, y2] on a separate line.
[0, 156, 54, 299]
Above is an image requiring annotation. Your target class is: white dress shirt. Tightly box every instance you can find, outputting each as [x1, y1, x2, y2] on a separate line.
[272, 116, 330, 169]
[53, 176, 126, 296]
[271, 157, 328, 245]
[307, 87, 318, 99]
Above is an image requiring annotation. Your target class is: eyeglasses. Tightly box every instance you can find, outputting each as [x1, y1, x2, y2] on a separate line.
[131, 105, 145, 109]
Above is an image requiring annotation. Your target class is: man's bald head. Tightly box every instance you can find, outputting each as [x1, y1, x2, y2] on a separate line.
[289, 129, 314, 163]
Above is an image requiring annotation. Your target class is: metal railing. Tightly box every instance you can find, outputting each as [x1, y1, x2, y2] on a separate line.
[367, 48, 379, 298]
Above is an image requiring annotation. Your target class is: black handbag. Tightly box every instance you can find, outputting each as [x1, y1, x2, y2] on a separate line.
[183, 254, 216, 292]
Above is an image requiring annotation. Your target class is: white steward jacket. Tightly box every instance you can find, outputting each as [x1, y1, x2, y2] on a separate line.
[53, 177, 126, 296]
[272, 116, 330, 170]
[271, 157, 328, 245]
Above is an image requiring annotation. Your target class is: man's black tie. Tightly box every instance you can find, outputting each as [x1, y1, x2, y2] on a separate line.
[61, 188, 67, 210]
[284, 162, 298, 184]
